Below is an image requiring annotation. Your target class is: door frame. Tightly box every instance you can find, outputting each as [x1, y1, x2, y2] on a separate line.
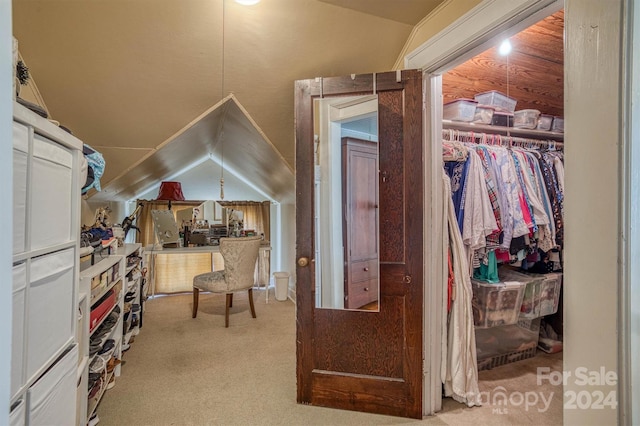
[408, 0, 564, 415]
[407, 0, 632, 423]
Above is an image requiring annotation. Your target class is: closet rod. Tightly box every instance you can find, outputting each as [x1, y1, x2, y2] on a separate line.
[442, 128, 563, 150]
[442, 119, 564, 142]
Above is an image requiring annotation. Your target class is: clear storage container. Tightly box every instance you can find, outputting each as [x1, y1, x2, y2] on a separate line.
[473, 105, 495, 124]
[536, 114, 553, 131]
[474, 90, 517, 113]
[513, 109, 541, 129]
[476, 319, 541, 371]
[471, 279, 526, 328]
[491, 111, 513, 127]
[443, 99, 477, 122]
[552, 116, 564, 132]
[519, 272, 562, 318]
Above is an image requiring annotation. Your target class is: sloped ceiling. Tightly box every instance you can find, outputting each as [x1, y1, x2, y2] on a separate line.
[12, 0, 444, 202]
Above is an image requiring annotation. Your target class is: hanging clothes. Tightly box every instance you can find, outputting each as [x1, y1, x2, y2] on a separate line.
[441, 171, 481, 407]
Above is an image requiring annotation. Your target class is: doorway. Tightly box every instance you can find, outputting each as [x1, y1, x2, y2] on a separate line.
[414, 0, 626, 424]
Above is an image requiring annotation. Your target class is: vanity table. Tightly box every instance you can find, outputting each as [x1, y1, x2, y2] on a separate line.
[144, 242, 272, 299]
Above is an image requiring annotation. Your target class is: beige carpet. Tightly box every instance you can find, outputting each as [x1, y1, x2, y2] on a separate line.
[96, 290, 563, 425]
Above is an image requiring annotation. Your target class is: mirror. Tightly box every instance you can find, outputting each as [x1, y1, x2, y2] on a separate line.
[151, 209, 180, 247]
[314, 95, 379, 311]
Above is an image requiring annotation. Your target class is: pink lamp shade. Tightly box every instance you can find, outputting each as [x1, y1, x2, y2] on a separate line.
[157, 181, 186, 201]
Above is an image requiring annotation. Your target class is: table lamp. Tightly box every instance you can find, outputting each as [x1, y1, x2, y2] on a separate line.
[156, 181, 185, 210]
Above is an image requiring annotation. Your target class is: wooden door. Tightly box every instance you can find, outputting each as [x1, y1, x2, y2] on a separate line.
[295, 70, 424, 418]
[342, 137, 379, 309]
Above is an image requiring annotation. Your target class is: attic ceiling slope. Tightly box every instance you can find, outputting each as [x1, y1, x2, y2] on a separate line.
[89, 95, 294, 204]
[316, 0, 446, 25]
[13, 0, 425, 195]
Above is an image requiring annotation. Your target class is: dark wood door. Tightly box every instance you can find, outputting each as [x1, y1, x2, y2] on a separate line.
[342, 137, 379, 309]
[295, 70, 424, 418]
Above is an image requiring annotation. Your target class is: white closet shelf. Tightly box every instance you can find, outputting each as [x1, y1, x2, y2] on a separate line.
[442, 120, 564, 141]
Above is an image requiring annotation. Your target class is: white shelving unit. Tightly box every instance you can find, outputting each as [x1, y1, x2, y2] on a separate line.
[78, 253, 125, 425]
[76, 243, 143, 425]
[115, 244, 144, 349]
[11, 101, 83, 426]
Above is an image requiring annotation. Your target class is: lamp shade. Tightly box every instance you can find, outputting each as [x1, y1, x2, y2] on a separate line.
[156, 181, 185, 201]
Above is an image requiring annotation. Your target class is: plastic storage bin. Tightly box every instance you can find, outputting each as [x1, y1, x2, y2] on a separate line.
[536, 114, 553, 131]
[491, 111, 514, 127]
[552, 116, 564, 132]
[513, 109, 541, 129]
[519, 272, 562, 318]
[475, 318, 541, 371]
[443, 99, 477, 122]
[473, 105, 495, 124]
[471, 279, 526, 328]
[474, 90, 517, 113]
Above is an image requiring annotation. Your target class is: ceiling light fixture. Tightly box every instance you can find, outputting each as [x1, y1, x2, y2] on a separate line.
[499, 39, 512, 56]
[234, 0, 260, 5]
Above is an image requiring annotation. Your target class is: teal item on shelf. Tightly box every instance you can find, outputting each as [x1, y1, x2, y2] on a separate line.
[473, 250, 499, 283]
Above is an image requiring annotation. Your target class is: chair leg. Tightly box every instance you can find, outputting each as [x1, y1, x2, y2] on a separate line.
[192, 288, 199, 318]
[225, 293, 232, 327]
[248, 288, 257, 319]
[229, 293, 233, 308]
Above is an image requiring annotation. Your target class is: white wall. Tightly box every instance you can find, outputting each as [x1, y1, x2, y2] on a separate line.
[1, 1, 13, 422]
[564, 1, 621, 424]
[279, 202, 296, 300]
[629, 2, 640, 421]
[135, 158, 265, 202]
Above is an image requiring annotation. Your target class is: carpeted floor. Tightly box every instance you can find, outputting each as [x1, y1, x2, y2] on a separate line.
[96, 290, 563, 425]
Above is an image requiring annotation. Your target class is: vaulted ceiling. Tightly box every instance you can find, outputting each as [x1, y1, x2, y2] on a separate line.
[12, 0, 444, 201]
[13, 1, 563, 204]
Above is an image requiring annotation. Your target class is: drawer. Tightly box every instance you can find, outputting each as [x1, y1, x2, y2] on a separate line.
[27, 345, 78, 426]
[13, 122, 28, 254]
[10, 398, 25, 426]
[27, 248, 75, 381]
[30, 134, 73, 251]
[12, 263, 27, 399]
[346, 278, 378, 309]
[350, 259, 378, 282]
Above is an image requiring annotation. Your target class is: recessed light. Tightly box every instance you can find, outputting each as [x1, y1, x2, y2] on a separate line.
[235, 0, 260, 5]
[499, 39, 512, 56]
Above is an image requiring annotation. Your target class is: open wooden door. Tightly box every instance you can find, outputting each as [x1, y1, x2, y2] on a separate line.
[295, 70, 424, 418]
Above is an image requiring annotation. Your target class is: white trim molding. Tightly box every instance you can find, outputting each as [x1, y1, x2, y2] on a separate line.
[405, 0, 561, 73]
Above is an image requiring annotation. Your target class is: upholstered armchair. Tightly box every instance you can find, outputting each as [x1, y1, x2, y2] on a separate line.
[192, 236, 262, 327]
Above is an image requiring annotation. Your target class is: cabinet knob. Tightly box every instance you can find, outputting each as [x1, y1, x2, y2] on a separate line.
[363, 267, 369, 271]
[297, 257, 309, 267]
[364, 287, 369, 291]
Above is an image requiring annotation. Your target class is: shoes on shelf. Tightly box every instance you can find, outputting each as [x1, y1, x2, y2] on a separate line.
[88, 413, 100, 426]
[106, 375, 116, 390]
[106, 357, 121, 374]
